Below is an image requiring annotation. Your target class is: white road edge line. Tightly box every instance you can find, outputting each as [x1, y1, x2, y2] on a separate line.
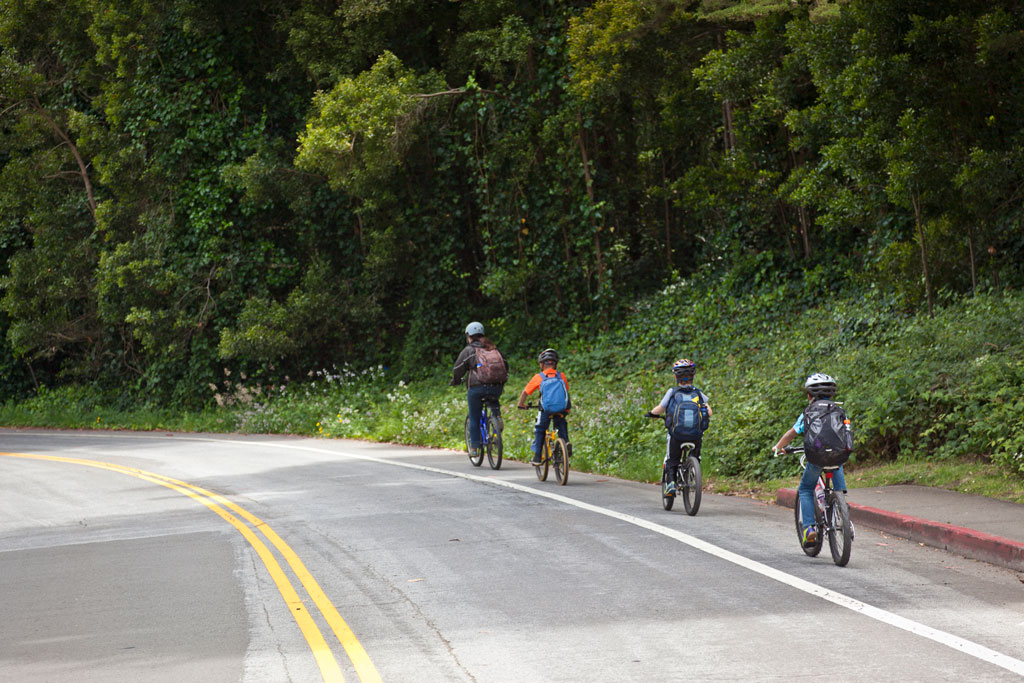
[15, 432, 1024, 677]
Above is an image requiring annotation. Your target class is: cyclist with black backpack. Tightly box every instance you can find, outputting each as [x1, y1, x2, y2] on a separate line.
[516, 348, 572, 466]
[451, 322, 509, 460]
[772, 373, 854, 548]
[645, 359, 712, 497]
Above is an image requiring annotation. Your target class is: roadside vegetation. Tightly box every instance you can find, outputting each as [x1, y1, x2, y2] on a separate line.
[1, 2, 1023, 502]
[5, 269, 1022, 504]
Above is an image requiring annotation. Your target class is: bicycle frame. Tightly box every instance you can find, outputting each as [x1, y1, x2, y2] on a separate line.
[478, 402, 492, 448]
[790, 448, 853, 566]
[527, 405, 569, 485]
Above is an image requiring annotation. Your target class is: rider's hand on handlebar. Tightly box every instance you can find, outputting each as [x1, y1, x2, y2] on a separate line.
[644, 411, 658, 418]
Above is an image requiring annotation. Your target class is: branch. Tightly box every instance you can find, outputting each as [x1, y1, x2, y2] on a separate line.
[412, 87, 510, 101]
[31, 96, 97, 221]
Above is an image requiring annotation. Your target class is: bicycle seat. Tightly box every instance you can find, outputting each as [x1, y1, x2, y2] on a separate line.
[679, 442, 697, 449]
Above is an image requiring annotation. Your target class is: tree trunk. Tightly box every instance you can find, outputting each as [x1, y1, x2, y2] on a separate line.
[662, 158, 672, 271]
[576, 112, 606, 327]
[798, 204, 811, 259]
[967, 223, 977, 296]
[717, 32, 736, 153]
[911, 192, 933, 317]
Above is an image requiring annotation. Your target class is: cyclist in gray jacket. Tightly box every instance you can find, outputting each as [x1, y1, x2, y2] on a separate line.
[451, 322, 508, 457]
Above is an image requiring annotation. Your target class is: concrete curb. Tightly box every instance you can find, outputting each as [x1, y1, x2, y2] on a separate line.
[777, 488, 1024, 573]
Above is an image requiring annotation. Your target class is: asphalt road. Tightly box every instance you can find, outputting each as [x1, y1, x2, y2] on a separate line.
[1, 430, 1022, 682]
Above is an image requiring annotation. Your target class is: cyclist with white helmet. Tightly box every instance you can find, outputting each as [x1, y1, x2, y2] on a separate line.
[773, 373, 850, 547]
[646, 359, 712, 497]
[451, 322, 509, 459]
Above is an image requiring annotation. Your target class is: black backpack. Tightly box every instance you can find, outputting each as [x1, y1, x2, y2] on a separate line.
[802, 399, 854, 467]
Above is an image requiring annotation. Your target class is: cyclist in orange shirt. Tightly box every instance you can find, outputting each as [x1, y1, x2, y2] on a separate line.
[516, 348, 571, 466]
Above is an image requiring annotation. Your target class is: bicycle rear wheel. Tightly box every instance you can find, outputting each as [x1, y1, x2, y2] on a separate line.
[466, 416, 483, 467]
[794, 492, 823, 557]
[826, 491, 853, 567]
[681, 456, 702, 516]
[535, 440, 550, 481]
[486, 417, 503, 470]
[552, 438, 569, 486]
[661, 467, 675, 511]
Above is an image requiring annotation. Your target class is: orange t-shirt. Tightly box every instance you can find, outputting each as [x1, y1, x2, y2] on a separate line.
[523, 367, 569, 397]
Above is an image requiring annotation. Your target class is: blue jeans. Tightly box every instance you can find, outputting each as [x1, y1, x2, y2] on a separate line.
[799, 462, 847, 529]
[532, 411, 568, 458]
[467, 384, 503, 449]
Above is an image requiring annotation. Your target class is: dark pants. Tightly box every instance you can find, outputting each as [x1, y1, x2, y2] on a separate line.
[467, 384, 503, 449]
[532, 411, 569, 458]
[664, 434, 702, 480]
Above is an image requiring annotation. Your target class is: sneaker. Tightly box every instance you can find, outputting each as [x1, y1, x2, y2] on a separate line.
[664, 481, 676, 497]
[531, 454, 542, 466]
[802, 525, 818, 547]
[566, 442, 573, 459]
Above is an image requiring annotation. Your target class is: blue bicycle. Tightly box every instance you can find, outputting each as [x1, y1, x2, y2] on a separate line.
[465, 398, 503, 469]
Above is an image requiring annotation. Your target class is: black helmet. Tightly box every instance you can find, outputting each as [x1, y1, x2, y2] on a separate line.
[804, 372, 837, 398]
[538, 348, 559, 364]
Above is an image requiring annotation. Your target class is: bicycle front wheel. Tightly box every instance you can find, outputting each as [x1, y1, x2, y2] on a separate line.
[486, 417, 503, 470]
[535, 440, 550, 481]
[466, 416, 483, 467]
[794, 492, 823, 557]
[681, 456, 702, 516]
[826, 491, 853, 567]
[552, 438, 569, 486]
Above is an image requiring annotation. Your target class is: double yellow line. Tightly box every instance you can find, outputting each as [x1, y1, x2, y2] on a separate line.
[0, 451, 381, 683]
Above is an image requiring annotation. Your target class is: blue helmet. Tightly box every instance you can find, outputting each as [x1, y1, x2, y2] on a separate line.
[465, 321, 484, 337]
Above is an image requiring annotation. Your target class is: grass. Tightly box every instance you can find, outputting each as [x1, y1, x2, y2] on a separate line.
[3, 377, 1024, 507]
[2, 277, 1023, 507]
[705, 457, 1024, 505]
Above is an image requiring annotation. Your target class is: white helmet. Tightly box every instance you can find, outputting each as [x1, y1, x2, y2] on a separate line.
[804, 373, 837, 398]
[465, 321, 484, 336]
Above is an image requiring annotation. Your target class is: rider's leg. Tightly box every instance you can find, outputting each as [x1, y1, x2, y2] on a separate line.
[531, 411, 551, 463]
[466, 385, 485, 451]
[664, 435, 682, 494]
[690, 438, 702, 460]
[833, 464, 848, 492]
[798, 462, 822, 536]
[486, 386, 503, 431]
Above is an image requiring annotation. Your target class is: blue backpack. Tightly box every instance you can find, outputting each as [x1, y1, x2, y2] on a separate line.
[665, 387, 709, 441]
[539, 371, 569, 413]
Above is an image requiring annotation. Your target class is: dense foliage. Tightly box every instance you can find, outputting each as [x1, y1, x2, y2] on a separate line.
[1, 0, 1022, 479]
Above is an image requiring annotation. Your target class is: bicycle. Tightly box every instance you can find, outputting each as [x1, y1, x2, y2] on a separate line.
[465, 398, 502, 470]
[783, 445, 852, 566]
[645, 413, 702, 515]
[520, 404, 569, 485]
